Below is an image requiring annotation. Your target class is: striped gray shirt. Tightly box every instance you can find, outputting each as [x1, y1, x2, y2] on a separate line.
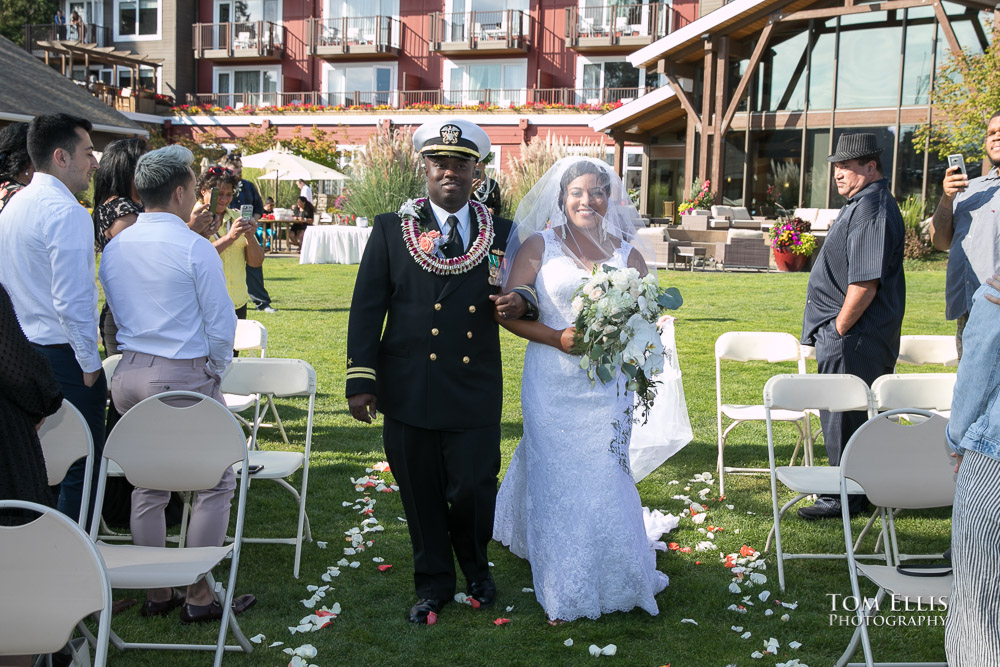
[801, 178, 906, 365]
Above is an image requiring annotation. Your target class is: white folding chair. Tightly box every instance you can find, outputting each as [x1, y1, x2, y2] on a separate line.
[896, 335, 959, 368]
[89, 391, 253, 665]
[224, 320, 289, 444]
[764, 373, 875, 591]
[0, 500, 112, 667]
[836, 409, 953, 667]
[715, 332, 811, 495]
[872, 373, 956, 417]
[102, 353, 121, 379]
[37, 399, 93, 527]
[221, 358, 316, 578]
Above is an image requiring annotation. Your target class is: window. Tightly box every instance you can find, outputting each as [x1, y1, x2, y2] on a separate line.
[325, 64, 396, 106]
[445, 59, 526, 106]
[116, 0, 159, 39]
[117, 65, 157, 91]
[215, 67, 280, 108]
[576, 56, 647, 105]
[216, 0, 280, 23]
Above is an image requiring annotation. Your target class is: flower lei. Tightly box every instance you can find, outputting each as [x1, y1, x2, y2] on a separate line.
[399, 197, 494, 275]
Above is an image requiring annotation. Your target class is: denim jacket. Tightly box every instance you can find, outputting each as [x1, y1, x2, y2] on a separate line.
[947, 282, 1000, 459]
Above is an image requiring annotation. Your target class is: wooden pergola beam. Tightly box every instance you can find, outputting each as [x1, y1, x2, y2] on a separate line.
[720, 19, 776, 135]
[780, 0, 933, 22]
[933, 0, 966, 61]
[664, 70, 701, 133]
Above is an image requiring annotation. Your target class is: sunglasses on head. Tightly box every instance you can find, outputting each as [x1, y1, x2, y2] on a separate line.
[208, 166, 233, 176]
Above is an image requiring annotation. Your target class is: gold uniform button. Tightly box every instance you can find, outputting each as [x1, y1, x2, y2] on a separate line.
[462, 356, 470, 364]
[431, 328, 439, 336]
[429, 353, 438, 361]
[466, 331, 473, 339]
[468, 305, 476, 313]
[434, 303, 442, 311]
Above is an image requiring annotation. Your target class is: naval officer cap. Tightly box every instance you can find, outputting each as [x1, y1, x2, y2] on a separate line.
[413, 119, 491, 162]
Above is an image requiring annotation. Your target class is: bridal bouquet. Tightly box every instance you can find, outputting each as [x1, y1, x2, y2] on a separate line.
[571, 265, 683, 418]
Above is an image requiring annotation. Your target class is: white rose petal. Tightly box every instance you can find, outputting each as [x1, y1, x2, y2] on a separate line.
[729, 582, 742, 594]
[789, 640, 802, 649]
[316, 541, 327, 549]
[250, 633, 265, 643]
[564, 638, 573, 647]
[506, 605, 515, 612]
[759, 590, 771, 603]
[764, 609, 774, 617]
[269, 641, 284, 647]
[731, 626, 743, 632]
[749, 572, 767, 585]
[522, 587, 534, 593]
[680, 618, 698, 625]
[589, 645, 602, 657]
[741, 631, 752, 640]
[751, 651, 764, 659]
[781, 614, 790, 622]
[765, 637, 780, 653]
[601, 644, 617, 656]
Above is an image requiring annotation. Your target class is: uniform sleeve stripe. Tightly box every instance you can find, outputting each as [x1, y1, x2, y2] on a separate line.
[346, 368, 376, 381]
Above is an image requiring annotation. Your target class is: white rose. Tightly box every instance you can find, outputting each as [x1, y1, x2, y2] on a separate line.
[572, 296, 585, 315]
[589, 287, 605, 300]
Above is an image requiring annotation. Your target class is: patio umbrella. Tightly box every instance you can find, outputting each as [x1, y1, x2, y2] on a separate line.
[240, 148, 347, 200]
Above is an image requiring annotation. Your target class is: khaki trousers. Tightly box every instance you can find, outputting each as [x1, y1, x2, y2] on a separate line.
[111, 351, 236, 549]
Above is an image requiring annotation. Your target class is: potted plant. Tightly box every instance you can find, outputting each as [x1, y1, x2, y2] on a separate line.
[678, 178, 714, 229]
[768, 216, 816, 272]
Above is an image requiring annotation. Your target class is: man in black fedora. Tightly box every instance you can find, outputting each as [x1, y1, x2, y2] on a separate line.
[799, 132, 905, 519]
[345, 119, 535, 624]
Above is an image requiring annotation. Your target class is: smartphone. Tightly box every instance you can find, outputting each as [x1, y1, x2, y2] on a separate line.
[208, 187, 220, 213]
[247, 463, 264, 475]
[947, 154, 967, 178]
[474, 169, 483, 179]
[240, 204, 254, 223]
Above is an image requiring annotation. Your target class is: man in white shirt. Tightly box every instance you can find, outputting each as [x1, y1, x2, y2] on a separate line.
[0, 113, 102, 523]
[297, 178, 313, 204]
[100, 145, 254, 623]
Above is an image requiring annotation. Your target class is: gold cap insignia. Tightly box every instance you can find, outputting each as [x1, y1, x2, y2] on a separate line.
[440, 124, 461, 145]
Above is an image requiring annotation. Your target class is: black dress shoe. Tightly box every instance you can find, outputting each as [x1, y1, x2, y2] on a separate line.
[180, 594, 256, 623]
[798, 496, 869, 520]
[467, 577, 496, 609]
[408, 598, 448, 625]
[140, 589, 185, 617]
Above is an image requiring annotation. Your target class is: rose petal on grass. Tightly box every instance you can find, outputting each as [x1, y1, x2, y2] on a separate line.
[426, 611, 437, 625]
[250, 634, 265, 643]
[522, 587, 534, 593]
[589, 645, 602, 657]
[788, 640, 802, 649]
[764, 609, 774, 617]
[600, 645, 617, 656]
[731, 626, 743, 632]
[750, 650, 764, 658]
[741, 632, 751, 640]
[781, 614, 790, 622]
[729, 582, 742, 594]
[564, 638, 574, 647]
[680, 618, 698, 625]
[270, 641, 284, 647]
[494, 618, 511, 625]
[377, 564, 393, 572]
[316, 542, 327, 549]
[506, 605, 515, 612]
[759, 590, 771, 603]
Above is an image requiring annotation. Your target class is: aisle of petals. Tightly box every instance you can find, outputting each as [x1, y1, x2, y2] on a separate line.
[663, 471, 809, 667]
[253, 464, 812, 666]
[248, 461, 399, 667]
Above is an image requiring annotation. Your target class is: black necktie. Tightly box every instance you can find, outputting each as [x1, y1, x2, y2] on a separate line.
[443, 215, 462, 258]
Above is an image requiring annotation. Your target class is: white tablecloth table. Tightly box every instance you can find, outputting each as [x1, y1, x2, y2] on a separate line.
[299, 226, 373, 265]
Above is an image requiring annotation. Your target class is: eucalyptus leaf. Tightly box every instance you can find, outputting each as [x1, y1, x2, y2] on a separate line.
[657, 287, 683, 310]
[579, 355, 590, 370]
[596, 364, 613, 383]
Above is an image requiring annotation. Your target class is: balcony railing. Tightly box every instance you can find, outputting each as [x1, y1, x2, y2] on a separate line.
[307, 16, 401, 57]
[192, 21, 285, 59]
[186, 86, 651, 111]
[428, 10, 528, 51]
[24, 22, 112, 49]
[565, 3, 686, 48]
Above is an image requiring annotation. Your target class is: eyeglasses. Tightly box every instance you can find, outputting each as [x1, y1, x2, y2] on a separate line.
[207, 166, 233, 176]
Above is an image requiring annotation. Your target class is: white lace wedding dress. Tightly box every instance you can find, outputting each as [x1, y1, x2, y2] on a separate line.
[493, 229, 669, 622]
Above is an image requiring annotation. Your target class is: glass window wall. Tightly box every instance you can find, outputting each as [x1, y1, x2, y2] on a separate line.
[836, 13, 901, 109]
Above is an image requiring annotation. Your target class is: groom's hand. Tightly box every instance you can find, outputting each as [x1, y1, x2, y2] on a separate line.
[348, 393, 377, 423]
[490, 292, 527, 320]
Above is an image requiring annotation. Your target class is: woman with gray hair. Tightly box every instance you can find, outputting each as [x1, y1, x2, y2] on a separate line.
[98, 145, 255, 623]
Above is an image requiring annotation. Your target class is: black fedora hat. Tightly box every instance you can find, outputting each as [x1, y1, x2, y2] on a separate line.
[827, 133, 883, 163]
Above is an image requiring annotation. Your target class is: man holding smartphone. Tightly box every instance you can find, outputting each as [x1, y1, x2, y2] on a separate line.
[931, 112, 1000, 358]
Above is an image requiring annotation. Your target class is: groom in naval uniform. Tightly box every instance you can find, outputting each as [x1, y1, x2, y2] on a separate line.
[346, 119, 536, 624]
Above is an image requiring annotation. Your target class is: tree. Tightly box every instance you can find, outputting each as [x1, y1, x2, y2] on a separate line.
[284, 126, 347, 170]
[914, 44, 1000, 161]
[0, 0, 58, 47]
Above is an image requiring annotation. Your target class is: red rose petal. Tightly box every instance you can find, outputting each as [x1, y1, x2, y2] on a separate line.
[679, 547, 692, 553]
[426, 611, 437, 625]
[470, 598, 481, 609]
[668, 542, 680, 551]
[378, 564, 393, 572]
[494, 618, 511, 625]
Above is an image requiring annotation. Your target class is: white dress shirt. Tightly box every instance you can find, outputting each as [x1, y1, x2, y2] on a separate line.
[428, 200, 471, 250]
[99, 212, 237, 375]
[0, 172, 101, 372]
[300, 184, 313, 203]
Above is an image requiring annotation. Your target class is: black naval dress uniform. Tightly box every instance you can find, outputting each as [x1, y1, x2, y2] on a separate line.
[346, 199, 512, 602]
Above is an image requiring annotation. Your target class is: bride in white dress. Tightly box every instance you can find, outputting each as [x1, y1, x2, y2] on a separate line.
[493, 157, 670, 622]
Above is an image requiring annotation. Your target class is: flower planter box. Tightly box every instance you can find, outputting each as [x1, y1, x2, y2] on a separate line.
[773, 248, 809, 272]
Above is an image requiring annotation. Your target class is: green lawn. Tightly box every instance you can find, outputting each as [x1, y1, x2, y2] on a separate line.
[101, 258, 954, 666]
